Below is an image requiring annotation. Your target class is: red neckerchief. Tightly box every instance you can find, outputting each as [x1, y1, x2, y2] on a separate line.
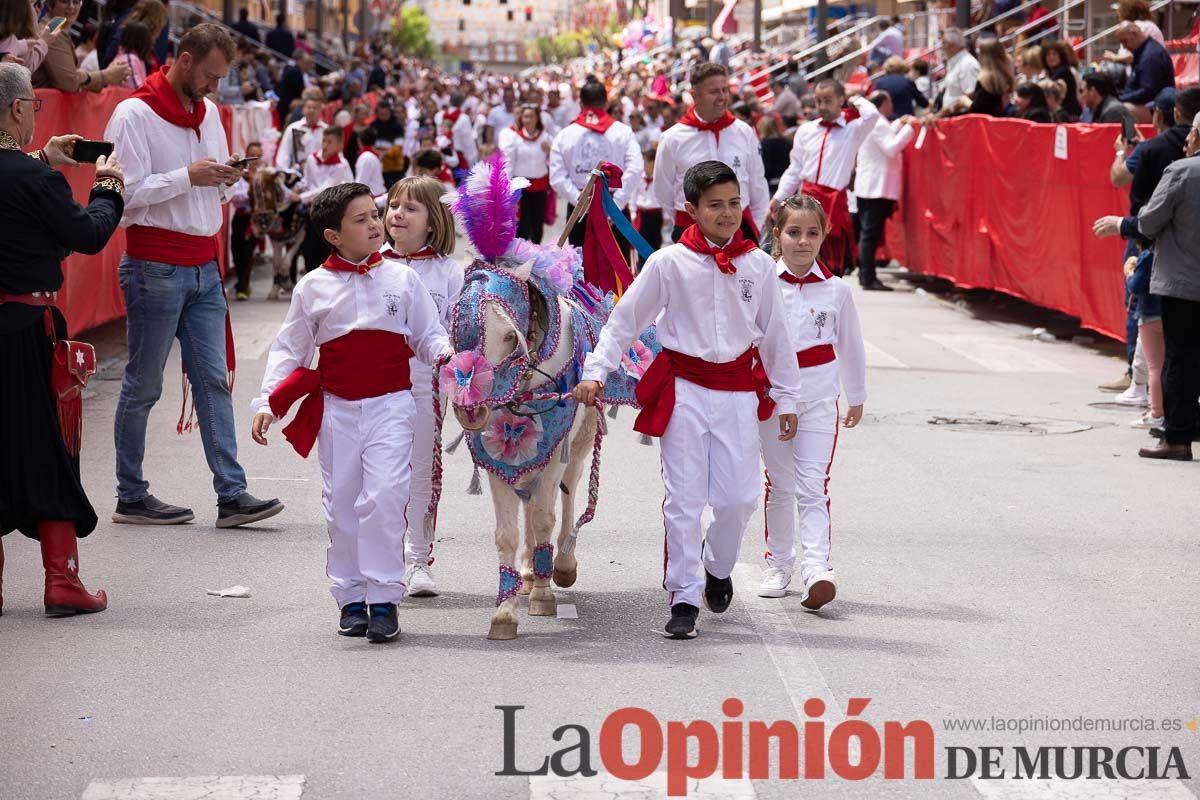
[510, 124, 541, 142]
[131, 66, 206, 140]
[304, 120, 322, 131]
[678, 225, 757, 275]
[575, 108, 616, 134]
[444, 108, 461, 124]
[679, 107, 736, 145]
[358, 146, 377, 159]
[779, 263, 833, 285]
[312, 151, 343, 167]
[322, 251, 383, 274]
[819, 106, 861, 130]
[380, 245, 436, 261]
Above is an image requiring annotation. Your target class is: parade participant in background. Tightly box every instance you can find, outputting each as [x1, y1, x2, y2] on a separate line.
[654, 62, 769, 244]
[229, 141, 264, 301]
[297, 127, 354, 274]
[758, 194, 866, 608]
[412, 147, 455, 188]
[500, 104, 552, 244]
[634, 146, 663, 257]
[441, 91, 478, 171]
[574, 161, 802, 640]
[275, 90, 326, 173]
[771, 80, 879, 275]
[251, 183, 451, 643]
[380, 176, 463, 597]
[106, 24, 283, 528]
[854, 92, 916, 291]
[484, 85, 517, 150]
[0, 63, 125, 616]
[354, 128, 385, 200]
[549, 79, 643, 250]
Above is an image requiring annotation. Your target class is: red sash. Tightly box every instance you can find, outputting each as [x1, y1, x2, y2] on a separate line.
[633, 347, 774, 437]
[126, 226, 219, 266]
[526, 175, 550, 192]
[797, 344, 836, 367]
[268, 329, 415, 458]
[801, 181, 854, 275]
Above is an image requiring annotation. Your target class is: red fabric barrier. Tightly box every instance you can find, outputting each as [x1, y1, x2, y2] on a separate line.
[888, 115, 1140, 342]
[30, 89, 233, 336]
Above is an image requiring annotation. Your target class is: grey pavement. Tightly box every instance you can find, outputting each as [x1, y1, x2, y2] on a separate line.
[1, 248, 1197, 800]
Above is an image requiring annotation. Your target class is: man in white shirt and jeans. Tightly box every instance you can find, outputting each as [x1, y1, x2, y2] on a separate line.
[106, 24, 283, 528]
[853, 91, 916, 290]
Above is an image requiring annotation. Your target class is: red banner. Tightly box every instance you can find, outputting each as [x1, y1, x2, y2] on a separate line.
[888, 115, 1139, 342]
[30, 88, 233, 336]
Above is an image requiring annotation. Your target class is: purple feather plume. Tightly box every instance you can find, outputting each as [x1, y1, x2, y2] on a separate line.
[449, 152, 527, 262]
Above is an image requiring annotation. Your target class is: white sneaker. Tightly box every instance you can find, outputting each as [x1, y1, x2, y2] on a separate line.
[1130, 411, 1165, 429]
[405, 564, 439, 597]
[799, 567, 837, 611]
[1114, 383, 1149, 407]
[758, 566, 793, 598]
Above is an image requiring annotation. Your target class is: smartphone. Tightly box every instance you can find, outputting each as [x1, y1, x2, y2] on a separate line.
[47, 16, 67, 32]
[230, 156, 260, 169]
[73, 140, 114, 163]
[1121, 116, 1138, 146]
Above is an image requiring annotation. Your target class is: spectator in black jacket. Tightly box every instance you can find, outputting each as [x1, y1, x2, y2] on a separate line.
[1041, 39, 1082, 118]
[275, 50, 312, 125]
[231, 7, 259, 43]
[874, 56, 928, 119]
[1115, 22, 1176, 121]
[1082, 72, 1136, 127]
[264, 14, 294, 57]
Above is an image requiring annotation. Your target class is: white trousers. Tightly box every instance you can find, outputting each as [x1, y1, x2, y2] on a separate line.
[318, 390, 415, 606]
[759, 398, 839, 573]
[660, 379, 761, 608]
[405, 373, 442, 568]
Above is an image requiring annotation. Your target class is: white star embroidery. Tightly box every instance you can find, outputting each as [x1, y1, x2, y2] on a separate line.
[66, 557, 77, 572]
[75, 350, 85, 367]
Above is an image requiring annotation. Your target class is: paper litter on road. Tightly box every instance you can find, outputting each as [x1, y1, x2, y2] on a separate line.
[556, 604, 578, 619]
[206, 585, 252, 598]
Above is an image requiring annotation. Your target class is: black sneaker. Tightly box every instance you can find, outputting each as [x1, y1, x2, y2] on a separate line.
[366, 603, 400, 643]
[338, 602, 369, 637]
[703, 569, 734, 613]
[112, 494, 194, 525]
[664, 603, 699, 639]
[216, 493, 284, 529]
[861, 280, 894, 292]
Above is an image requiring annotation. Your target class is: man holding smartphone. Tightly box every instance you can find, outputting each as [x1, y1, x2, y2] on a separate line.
[104, 23, 283, 529]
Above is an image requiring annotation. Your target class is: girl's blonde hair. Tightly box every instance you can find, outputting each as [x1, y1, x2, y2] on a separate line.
[385, 176, 456, 256]
[771, 194, 828, 260]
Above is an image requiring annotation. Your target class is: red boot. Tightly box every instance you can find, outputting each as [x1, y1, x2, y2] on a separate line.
[39, 521, 107, 617]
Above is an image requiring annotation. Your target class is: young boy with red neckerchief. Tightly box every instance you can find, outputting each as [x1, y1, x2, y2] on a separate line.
[251, 183, 450, 644]
[574, 160, 803, 640]
[291, 127, 354, 292]
[654, 62, 771, 244]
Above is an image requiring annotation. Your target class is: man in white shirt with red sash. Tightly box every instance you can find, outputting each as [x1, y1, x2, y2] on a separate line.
[106, 24, 283, 529]
[654, 62, 770, 244]
[771, 80, 879, 275]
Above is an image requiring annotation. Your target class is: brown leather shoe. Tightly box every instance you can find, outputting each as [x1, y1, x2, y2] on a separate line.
[1138, 442, 1193, 461]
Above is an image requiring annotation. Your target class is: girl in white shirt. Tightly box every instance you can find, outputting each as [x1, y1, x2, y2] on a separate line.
[500, 105, 552, 244]
[381, 176, 465, 598]
[758, 194, 868, 611]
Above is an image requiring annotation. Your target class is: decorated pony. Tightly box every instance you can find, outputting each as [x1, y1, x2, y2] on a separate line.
[435, 154, 659, 640]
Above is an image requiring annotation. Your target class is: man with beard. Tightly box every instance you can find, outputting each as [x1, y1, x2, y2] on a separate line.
[104, 24, 283, 528]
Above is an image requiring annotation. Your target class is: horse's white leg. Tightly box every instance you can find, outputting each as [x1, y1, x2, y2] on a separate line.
[527, 457, 567, 616]
[489, 476, 522, 640]
[517, 488, 535, 596]
[554, 408, 597, 588]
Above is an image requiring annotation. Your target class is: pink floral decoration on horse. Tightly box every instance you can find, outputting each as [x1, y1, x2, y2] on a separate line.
[621, 340, 655, 379]
[440, 350, 495, 409]
[481, 410, 544, 465]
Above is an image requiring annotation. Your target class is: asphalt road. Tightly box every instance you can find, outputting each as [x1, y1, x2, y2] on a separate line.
[1, 246, 1197, 800]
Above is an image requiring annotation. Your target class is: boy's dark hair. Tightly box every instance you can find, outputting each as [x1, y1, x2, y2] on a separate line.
[413, 148, 444, 171]
[360, 128, 377, 147]
[580, 80, 607, 109]
[312, 183, 372, 249]
[323, 126, 345, 142]
[683, 160, 739, 205]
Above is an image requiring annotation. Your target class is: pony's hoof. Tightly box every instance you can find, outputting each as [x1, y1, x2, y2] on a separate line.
[517, 580, 533, 597]
[488, 621, 518, 640]
[528, 596, 557, 616]
[553, 567, 577, 588]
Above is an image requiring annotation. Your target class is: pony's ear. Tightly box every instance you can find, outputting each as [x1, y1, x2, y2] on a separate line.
[511, 259, 533, 282]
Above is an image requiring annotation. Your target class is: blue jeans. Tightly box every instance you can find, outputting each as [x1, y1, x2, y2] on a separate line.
[1123, 239, 1139, 370]
[114, 257, 247, 504]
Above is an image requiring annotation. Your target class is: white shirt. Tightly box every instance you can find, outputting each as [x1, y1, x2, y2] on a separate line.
[300, 154, 354, 204]
[943, 49, 981, 107]
[275, 119, 327, 173]
[487, 105, 516, 140]
[775, 95, 880, 199]
[654, 114, 770, 230]
[549, 118, 644, 209]
[500, 127, 551, 180]
[547, 100, 580, 132]
[380, 250, 464, 385]
[635, 175, 661, 210]
[105, 95, 232, 236]
[355, 149, 385, 198]
[251, 259, 450, 417]
[853, 116, 915, 201]
[868, 24, 904, 61]
[581, 241, 803, 416]
[775, 260, 866, 406]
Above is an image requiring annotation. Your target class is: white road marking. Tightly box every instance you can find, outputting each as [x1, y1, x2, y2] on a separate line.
[81, 775, 305, 800]
[864, 339, 909, 369]
[972, 777, 1196, 799]
[923, 333, 1068, 373]
[556, 603, 579, 619]
[530, 772, 754, 799]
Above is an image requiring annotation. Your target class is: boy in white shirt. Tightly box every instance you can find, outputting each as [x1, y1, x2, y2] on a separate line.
[251, 183, 450, 643]
[276, 93, 326, 174]
[574, 161, 803, 639]
[354, 128, 386, 201]
[298, 127, 354, 273]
